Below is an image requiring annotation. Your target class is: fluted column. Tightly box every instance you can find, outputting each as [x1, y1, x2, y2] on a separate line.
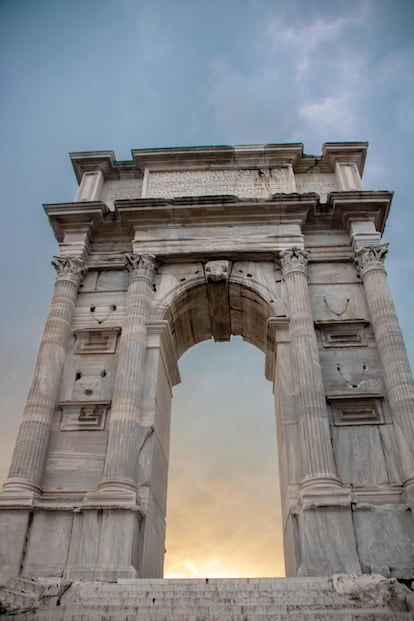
[355, 244, 414, 491]
[4, 257, 86, 492]
[100, 253, 156, 490]
[280, 248, 338, 486]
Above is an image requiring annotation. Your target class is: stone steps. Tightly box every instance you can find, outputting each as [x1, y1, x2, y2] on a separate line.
[0, 576, 412, 620]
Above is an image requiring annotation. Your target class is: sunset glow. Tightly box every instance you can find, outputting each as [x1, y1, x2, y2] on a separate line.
[164, 338, 285, 578]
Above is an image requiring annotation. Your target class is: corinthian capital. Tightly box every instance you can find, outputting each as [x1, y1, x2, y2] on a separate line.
[355, 244, 389, 277]
[51, 256, 86, 284]
[280, 248, 309, 277]
[124, 253, 157, 283]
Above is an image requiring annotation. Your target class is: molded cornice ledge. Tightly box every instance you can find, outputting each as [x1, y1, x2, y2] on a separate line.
[322, 142, 368, 177]
[44, 201, 109, 259]
[70, 142, 369, 177]
[328, 191, 393, 236]
[70, 151, 143, 182]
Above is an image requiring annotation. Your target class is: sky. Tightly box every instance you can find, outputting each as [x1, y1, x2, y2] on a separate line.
[0, 0, 414, 579]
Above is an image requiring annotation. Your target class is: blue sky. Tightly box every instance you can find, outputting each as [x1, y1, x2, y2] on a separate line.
[1, 0, 413, 577]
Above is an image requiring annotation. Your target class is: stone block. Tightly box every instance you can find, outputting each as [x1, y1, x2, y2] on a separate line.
[353, 504, 414, 578]
[22, 511, 73, 577]
[0, 510, 29, 584]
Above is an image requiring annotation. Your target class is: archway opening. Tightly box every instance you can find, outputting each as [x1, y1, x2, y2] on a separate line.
[164, 336, 284, 578]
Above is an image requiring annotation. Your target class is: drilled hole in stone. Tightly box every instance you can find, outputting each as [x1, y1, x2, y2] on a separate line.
[246, 273, 253, 278]
[194, 270, 199, 274]
[101, 370, 107, 378]
[98, 321, 102, 324]
[180, 277, 186, 282]
[75, 371, 82, 381]
[110, 304, 117, 311]
[269, 299, 274, 303]
[84, 389, 93, 396]
[239, 270, 243, 273]
[153, 284, 157, 292]
[352, 384, 358, 388]
[90, 305, 96, 312]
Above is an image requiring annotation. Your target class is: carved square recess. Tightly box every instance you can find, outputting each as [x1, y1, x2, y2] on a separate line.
[315, 320, 368, 347]
[327, 394, 384, 426]
[60, 401, 109, 431]
[74, 328, 120, 354]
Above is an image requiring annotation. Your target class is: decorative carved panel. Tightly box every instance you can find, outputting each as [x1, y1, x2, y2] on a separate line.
[315, 320, 369, 347]
[60, 401, 110, 431]
[74, 328, 120, 354]
[327, 394, 384, 426]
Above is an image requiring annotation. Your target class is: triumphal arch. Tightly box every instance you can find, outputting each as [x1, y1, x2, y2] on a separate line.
[1, 142, 414, 585]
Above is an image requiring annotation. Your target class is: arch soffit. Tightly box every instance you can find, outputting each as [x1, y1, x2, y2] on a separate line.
[154, 263, 287, 359]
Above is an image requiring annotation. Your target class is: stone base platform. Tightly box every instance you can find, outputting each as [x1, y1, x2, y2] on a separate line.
[1, 575, 413, 620]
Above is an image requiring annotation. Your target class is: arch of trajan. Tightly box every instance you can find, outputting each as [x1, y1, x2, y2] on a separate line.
[1, 142, 413, 589]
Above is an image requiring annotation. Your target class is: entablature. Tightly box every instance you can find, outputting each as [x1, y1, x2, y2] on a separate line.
[43, 190, 392, 265]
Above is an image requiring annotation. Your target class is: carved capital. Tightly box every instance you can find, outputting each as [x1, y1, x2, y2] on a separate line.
[204, 260, 231, 283]
[51, 256, 86, 284]
[355, 244, 388, 277]
[280, 248, 309, 277]
[124, 253, 157, 284]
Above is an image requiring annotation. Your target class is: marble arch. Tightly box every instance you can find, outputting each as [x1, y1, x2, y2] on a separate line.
[1, 142, 414, 586]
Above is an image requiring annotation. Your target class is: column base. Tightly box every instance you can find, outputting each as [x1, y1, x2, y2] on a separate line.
[2, 478, 42, 495]
[299, 475, 351, 505]
[402, 476, 414, 503]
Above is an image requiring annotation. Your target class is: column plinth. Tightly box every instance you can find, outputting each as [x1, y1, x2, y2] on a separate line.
[3, 257, 86, 493]
[355, 244, 414, 495]
[280, 248, 339, 489]
[99, 253, 157, 492]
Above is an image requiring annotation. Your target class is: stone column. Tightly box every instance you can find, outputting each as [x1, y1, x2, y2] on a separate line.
[100, 253, 156, 490]
[280, 248, 338, 487]
[355, 244, 414, 493]
[4, 257, 86, 492]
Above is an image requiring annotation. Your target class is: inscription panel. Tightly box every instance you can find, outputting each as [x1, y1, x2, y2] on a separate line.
[295, 173, 337, 201]
[145, 167, 294, 198]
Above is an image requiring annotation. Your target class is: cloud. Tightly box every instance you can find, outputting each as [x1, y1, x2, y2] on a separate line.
[202, 2, 378, 148]
[300, 95, 355, 135]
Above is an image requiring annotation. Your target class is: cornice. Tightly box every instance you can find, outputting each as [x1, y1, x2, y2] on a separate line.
[328, 191, 393, 234]
[70, 151, 142, 182]
[322, 142, 368, 176]
[70, 142, 369, 180]
[44, 201, 109, 242]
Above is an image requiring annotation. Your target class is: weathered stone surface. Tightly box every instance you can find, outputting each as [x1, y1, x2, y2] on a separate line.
[1, 142, 413, 595]
[145, 166, 295, 198]
[0, 576, 411, 620]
